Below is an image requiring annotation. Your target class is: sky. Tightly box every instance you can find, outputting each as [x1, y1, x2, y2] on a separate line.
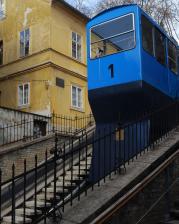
[68, 0, 179, 43]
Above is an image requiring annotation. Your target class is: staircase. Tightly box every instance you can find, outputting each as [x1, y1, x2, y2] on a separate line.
[2, 142, 93, 223]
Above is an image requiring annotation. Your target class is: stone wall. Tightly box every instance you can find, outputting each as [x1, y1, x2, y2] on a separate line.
[0, 134, 67, 182]
[0, 107, 52, 145]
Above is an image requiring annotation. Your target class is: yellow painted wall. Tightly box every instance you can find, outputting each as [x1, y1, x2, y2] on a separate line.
[0, 0, 51, 65]
[50, 67, 91, 117]
[0, 0, 91, 117]
[0, 67, 52, 115]
[51, 2, 87, 66]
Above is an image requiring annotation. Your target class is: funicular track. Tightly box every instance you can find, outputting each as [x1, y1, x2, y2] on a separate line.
[1, 126, 95, 224]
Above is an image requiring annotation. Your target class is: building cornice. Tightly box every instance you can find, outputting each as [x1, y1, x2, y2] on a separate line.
[0, 61, 87, 81]
[0, 48, 87, 69]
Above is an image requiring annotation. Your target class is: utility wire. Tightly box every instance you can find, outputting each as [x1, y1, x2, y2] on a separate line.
[135, 177, 179, 224]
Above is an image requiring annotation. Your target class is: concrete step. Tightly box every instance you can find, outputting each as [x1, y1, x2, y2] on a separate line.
[3, 216, 32, 224]
[16, 208, 42, 216]
[170, 210, 179, 219]
[81, 157, 92, 162]
[58, 175, 84, 181]
[72, 165, 91, 170]
[80, 161, 91, 165]
[25, 200, 51, 208]
[36, 193, 60, 201]
[66, 170, 86, 175]
[42, 187, 69, 193]
[51, 181, 76, 187]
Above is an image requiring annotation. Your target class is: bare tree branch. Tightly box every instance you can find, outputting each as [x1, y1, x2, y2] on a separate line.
[95, 0, 179, 42]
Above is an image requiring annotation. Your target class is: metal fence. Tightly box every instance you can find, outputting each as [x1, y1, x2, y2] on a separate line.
[0, 110, 94, 146]
[0, 103, 179, 223]
[52, 113, 94, 135]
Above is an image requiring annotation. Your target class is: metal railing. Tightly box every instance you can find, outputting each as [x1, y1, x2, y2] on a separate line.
[52, 113, 94, 135]
[0, 103, 179, 223]
[0, 111, 94, 146]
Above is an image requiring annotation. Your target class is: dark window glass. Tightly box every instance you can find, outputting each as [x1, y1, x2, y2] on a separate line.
[142, 15, 154, 56]
[0, 40, 3, 65]
[91, 14, 133, 41]
[90, 13, 135, 59]
[168, 41, 178, 74]
[154, 28, 166, 66]
[20, 28, 30, 57]
[72, 32, 82, 61]
[91, 32, 135, 57]
[25, 28, 30, 56]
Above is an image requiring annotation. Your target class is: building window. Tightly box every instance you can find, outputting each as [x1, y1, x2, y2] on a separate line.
[90, 13, 135, 59]
[168, 40, 178, 74]
[0, 0, 5, 19]
[18, 83, 30, 106]
[142, 15, 154, 56]
[0, 40, 3, 65]
[72, 32, 82, 61]
[20, 28, 30, 57]
[71, 85, 82, 109]
[154, 28, 166, 66]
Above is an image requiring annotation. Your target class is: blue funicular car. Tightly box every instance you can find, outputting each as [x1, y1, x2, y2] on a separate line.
[86, 4, 179, 182]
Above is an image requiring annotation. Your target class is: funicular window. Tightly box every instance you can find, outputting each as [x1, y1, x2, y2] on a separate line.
[168, 41, 178, 74]
[90, 13, 135, 59]
[154, 28, 166, 66]
[142, 15, 154, 56]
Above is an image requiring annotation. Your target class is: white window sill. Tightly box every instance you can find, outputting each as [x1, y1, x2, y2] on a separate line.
[19, 54, 30, 59]
[72, 56, 82, 63]
[70, 106, 84, 113]
[18, 104, 30, 109]
[0, 15, 6, 21]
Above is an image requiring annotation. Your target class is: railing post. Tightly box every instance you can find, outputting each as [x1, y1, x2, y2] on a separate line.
[78, 137, 81, 201]
[53, 133, 58, 220]
[12, 164, 15, 224]
[70, 138, 74, 206]
[85, 133, 88, 196]
[52, 111, 55, 133]
[2, 124, 4, 145]
[103, 128, 106, 183]
[44, 150, 48, 224]
[62, 143, 66, 212]
[91, 131, 95, 190]
[176, 102, 178, 126]
[23, 117, 26, 140]
[34, 155, 37, 218]
[75, 115, 78, 133]
[97, 129, 101, 186]
[0, 169, 2, 224]
[23, 160, 26, 224]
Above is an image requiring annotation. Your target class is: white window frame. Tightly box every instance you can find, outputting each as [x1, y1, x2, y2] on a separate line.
[71, 85, 83, 110]
[20, 28, 30, 57]
[168, 40, 178, 75]
[90, 13, 135, 59]
[0, 0, 6, 20]
[72, 32, 82, 61]
[18, 83, 30, 107]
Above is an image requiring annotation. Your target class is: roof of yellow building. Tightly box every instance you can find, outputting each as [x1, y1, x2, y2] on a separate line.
[52, 0, 90, 21]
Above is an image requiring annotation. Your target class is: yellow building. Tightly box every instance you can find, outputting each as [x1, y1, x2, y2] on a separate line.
[0, 0, 91, 117]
